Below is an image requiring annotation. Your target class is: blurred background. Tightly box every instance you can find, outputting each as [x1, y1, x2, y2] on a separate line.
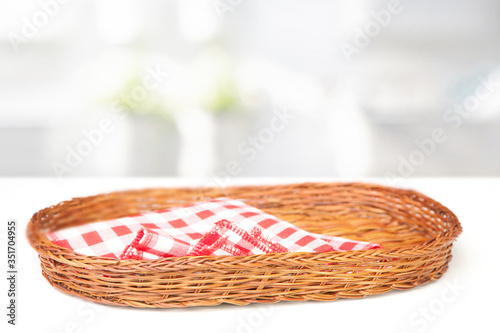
[1, 0, 499, 182]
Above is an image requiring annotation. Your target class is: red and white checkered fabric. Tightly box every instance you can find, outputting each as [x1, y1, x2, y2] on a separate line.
[47, 197, 381, 259]
[120, 229, 191, 260]
[188, 219, 288, 256]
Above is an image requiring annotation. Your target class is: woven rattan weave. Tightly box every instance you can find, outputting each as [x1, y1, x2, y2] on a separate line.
[27, 182, 462, 308]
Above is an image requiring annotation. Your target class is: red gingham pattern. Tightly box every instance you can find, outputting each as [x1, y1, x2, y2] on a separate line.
[120, 229, 191, 260]
[188, 220, 288, 256]
[47, 197, 381, 259]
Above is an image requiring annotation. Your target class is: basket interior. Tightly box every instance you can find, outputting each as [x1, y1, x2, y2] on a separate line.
[32, 183, 459, 251]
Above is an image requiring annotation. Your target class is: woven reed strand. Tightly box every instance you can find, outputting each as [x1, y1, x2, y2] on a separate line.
[26, 182, 462, 308]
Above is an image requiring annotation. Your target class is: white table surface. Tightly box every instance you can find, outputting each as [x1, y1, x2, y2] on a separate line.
[1, 177, 498, 333]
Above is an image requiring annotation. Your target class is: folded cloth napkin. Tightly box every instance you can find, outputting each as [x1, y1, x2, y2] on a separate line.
[120, 229, 192, 260]
[47, 197, 381, 259]
[120, 220, 287, 259]
[188, 219, 289, 256]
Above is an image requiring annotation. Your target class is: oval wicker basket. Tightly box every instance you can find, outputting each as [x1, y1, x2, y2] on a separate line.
[27, 182, 462, 308]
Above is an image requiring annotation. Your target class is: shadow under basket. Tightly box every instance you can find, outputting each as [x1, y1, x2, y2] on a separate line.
[26, 182, 462, 308]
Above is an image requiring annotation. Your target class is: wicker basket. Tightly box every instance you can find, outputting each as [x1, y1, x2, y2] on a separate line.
[27, 182, 462, 308]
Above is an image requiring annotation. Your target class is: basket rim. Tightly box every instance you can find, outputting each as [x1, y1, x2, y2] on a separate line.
[27, 182, 462, 264]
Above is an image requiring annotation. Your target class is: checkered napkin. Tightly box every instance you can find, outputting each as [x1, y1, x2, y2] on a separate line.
[46, 197, 381, 259]
[120, 229, 191, 260]
[188, 219, 289, 256]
